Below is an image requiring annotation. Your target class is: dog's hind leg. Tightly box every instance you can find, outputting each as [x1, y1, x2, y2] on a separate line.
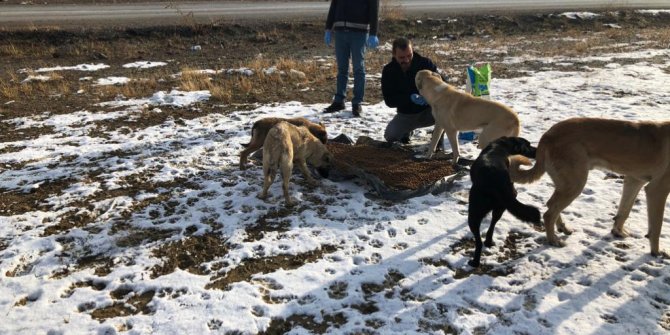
[644, 179, 670, 257]
[259, 165, 276, 200]
[467, 190, 493, 267]
[612, 176, 646, 238]
[544, 164, 587, 246]
[280, 158, 294, 206]
[485, 205, 505, 248]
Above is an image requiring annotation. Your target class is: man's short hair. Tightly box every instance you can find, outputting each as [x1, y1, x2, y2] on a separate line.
[392, 37, 412, 53]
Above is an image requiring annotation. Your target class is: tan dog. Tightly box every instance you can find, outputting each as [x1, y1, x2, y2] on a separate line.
[258, 121, 333, 206]
[510, 117, 670, 257]
[415, 69, 520, 163]
[240, 117, 327, 170]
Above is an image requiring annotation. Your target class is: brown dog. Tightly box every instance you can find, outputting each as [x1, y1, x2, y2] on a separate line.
[239, 117, 327, 170]
[510, 117, 670, 257]
[415, 69, 520, 163]
[258, 121, 333, 206]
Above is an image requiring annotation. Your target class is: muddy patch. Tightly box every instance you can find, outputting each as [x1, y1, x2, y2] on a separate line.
[206, 244, 339, 290]
[150, 232, 229, 278]
[88, 289, 156, 321]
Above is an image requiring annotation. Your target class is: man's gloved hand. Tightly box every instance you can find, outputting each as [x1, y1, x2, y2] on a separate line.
[367, 35, 379, 49]
[324, 30, 332, 46]
[411, 93, 428, 106]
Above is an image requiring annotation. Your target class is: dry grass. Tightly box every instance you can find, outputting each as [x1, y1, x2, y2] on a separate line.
[179, 68, 233, 103]
[94, 79, 161, 100]
[0, 43, 23, 57]
[381, 0, 405, 21]
[0, 71, 74, 100]
[1, 12, 668, 115]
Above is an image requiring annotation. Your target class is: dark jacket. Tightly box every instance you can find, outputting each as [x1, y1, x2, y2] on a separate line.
[325, 0, 379, 35]
[381, 52, 438, 114]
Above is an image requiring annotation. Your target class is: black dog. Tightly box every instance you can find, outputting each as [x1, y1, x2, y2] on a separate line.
[467, 136, 541, 267]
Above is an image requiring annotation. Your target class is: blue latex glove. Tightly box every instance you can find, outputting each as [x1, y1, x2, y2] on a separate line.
[324, 30, 332, 46]
[367, 35, 379, 49]
[411, 93, 428, 106]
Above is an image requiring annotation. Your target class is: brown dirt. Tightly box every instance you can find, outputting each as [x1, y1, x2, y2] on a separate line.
[150, 232, 229, 278]
[206, 244, 339, 290]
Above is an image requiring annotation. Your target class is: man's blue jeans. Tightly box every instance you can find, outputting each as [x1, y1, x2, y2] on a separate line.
[334, 30, 367, 105]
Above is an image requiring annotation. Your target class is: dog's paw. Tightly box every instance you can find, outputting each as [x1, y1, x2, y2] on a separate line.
[611, 227, 629, 238]
[257, 193, 268, 200]
[557, 225, 573, 235]
[284, 198, 296, 207]
[547, 236, 566, 247]
[651, 249, 670, 259]
[467, 259, 481, 268]
[484, 239, 495, 248]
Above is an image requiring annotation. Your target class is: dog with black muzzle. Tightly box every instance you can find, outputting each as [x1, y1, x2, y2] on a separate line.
[258, 121, 332, 207]
[467, 136, 541, 267]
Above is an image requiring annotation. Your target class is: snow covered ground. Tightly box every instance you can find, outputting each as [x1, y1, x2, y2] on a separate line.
[1, 30, 670, 335]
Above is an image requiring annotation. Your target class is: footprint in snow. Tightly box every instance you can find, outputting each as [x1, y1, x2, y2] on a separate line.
[387, 228, 397, 238]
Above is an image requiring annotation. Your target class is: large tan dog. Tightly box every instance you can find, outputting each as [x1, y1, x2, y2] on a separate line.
[239, 117, 327, 170]
[415, 69, 520, 163]
[258, 121, 333, 206]
[510, 117, 670, 257]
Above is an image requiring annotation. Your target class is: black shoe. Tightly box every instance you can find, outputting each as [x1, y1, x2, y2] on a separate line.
[352, 104, 362, 117]
[323, 101, 345, 113]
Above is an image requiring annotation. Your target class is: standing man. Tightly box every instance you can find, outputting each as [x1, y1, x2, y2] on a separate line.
[323, 0, 380, 117]
[381, 37, 442, 146]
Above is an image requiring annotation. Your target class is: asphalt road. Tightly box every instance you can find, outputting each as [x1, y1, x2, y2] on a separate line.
[1, 0, 669, 27]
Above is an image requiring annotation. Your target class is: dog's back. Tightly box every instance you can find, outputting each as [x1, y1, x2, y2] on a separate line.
[263, 122, 327, 169]
[511, 118, 670, 184]
[449, 89, 521, 143]
[262, 122, 294, 171]
[240, 117, 327, 170]
[246, 117, 327, 146]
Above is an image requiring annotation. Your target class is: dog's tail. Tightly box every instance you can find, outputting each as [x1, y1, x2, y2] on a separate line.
[509, 146, 546, 184]
[505, 197, 541, 224]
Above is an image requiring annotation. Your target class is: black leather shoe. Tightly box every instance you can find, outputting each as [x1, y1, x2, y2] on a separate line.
[323, 101, 345, 113]
[352, 104, 362, 117]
